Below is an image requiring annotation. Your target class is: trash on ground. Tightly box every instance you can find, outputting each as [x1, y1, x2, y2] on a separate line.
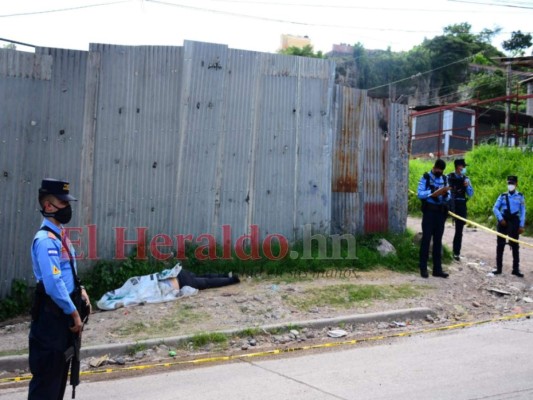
[487, 287, 511, 296]
[327, 329, 347, 338]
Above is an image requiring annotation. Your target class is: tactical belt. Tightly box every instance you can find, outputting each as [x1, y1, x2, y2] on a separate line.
[424, 203, 447, 212]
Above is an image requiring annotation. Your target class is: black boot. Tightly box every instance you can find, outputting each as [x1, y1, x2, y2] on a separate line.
[512, 270, 524, 278]
[420, 269, 429, 279]
[432, 270, 449, 278]
[492, 267, 502, 275]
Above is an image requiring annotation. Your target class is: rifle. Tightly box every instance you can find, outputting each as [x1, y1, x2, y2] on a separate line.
[66, 287, 90, 399]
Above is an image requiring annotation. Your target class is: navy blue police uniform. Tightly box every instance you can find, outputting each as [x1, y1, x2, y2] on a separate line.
[29, 179, 79, 400]
[417, 159, 451, 278]
[492, 176, 526, 277]
[447, 159, 474, 260]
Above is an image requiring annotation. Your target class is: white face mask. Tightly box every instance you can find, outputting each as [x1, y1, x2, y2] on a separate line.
[508, 184, 516, 192]
[461, 167, 467, 174]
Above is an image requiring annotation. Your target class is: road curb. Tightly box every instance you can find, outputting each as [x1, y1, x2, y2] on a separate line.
[0, 307, 434, 372]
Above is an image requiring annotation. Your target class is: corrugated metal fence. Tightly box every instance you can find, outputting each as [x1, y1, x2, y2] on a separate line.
[0, 41, 409, 297]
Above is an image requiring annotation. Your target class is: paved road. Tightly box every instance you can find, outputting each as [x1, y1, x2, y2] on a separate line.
[2, 318, 532, 400]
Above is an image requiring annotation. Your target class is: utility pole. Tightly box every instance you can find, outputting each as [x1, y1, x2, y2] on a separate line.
[504, 62, 511, 146]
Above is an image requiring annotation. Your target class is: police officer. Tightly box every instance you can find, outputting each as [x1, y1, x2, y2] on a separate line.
[492, 176, 526, 277]
[29, 179, 91, 399]
[448, 159, 474, 261]
[417, 159, 451, 279]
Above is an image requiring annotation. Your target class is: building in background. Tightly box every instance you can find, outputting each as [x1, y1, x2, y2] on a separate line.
[280, 34, 311, 50]
[330, 43, 354, 56]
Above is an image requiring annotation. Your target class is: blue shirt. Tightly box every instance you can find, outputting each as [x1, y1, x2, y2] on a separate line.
[31, 219, 77, 315]
[417, 171, 450, 205]
[448, 172, 474, 200]
[493, 191, 526, 228]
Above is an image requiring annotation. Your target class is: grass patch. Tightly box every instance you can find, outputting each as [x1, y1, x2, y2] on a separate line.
[0, 349, 28, 357]
[111, 303, 207, 338]
[126, 342, 147, 356]
[287, 283, 425, 312]
[237, 327, 263, 337]
[189, 332, 227, 349]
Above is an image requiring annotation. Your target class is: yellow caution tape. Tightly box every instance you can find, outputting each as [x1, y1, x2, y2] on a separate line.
[448, 211, 533, 248]
[2, 312, 532, 384]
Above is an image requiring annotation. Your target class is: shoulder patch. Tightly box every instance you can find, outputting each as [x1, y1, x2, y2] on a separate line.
[47, 248, 59, 256]
[47, 232, 59, 240]
[52, 265, 61, 275]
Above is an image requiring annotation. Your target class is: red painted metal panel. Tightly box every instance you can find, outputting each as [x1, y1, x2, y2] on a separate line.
[364, 202, 388, 233]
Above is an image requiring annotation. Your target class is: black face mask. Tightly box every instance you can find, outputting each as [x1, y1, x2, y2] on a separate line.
[41, 204, 72, 224]
[434, 171, 443, 178]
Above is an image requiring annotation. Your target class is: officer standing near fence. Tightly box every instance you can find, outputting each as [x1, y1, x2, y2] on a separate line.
[28, 178, 91, 399]
[417, 159, 451, 279]
[492, 175, 526, 277]
[448, 159, 474, 261]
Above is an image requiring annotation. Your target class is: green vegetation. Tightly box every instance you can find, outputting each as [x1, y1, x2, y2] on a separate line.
[409, 145, 533, 234]
[0, 279, 31, 321]
[278, 44, 324, 58]
[126, 342, 147, 356]
[236, 327, 263, 337]
[287, 283, 424, 312]
[332, 23, 532, 111]
[502, 30, 533, 57]
[335, 23, 506, 100]
[189, 332, 227, 349]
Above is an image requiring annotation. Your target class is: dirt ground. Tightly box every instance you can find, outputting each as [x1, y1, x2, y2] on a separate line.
[1, 216, 532, 374]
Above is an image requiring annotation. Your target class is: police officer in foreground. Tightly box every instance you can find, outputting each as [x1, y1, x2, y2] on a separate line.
[492, 176, 526, 277]
[417, 159, 451, 279]
[29, 179, 91, 399]
[448, 159, 474, 261]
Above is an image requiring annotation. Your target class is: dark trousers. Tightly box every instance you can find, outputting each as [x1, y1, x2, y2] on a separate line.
[496, 216, 520, 272]
[177, 269, 237, 290]
[28, 301, 72, 400]
[452, 201, 467, 256]
[419, 208, 447, 274]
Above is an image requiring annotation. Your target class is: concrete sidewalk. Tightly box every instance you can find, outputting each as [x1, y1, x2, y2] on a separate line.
[0, 307, 434, 371]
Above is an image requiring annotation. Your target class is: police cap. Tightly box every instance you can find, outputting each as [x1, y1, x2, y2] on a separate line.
[507, 176, 518, 184]
[39, 178, 77, 201]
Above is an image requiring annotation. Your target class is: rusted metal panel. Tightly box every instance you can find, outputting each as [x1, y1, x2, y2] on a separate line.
[363, 97, 389, 233]
[332, 86, 363, 193]
[331, 87, 409, 235]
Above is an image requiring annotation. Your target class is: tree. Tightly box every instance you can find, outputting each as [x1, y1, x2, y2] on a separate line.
[502, 31, 533, 56]
[278, 45, 324, 59]
[463, 70, 506, 101]
[2, 43, 16, 50]
[421, 23, 503, 100]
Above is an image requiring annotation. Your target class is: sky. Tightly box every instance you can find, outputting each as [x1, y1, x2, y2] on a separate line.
[1, 0, 532, 55]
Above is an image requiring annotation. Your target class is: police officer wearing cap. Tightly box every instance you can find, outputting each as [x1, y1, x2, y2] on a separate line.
[28, 179, 91, 399]
[417, 159, 452, 279]
[448, 159, 474, 261]
[492, 176, 526, 277]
